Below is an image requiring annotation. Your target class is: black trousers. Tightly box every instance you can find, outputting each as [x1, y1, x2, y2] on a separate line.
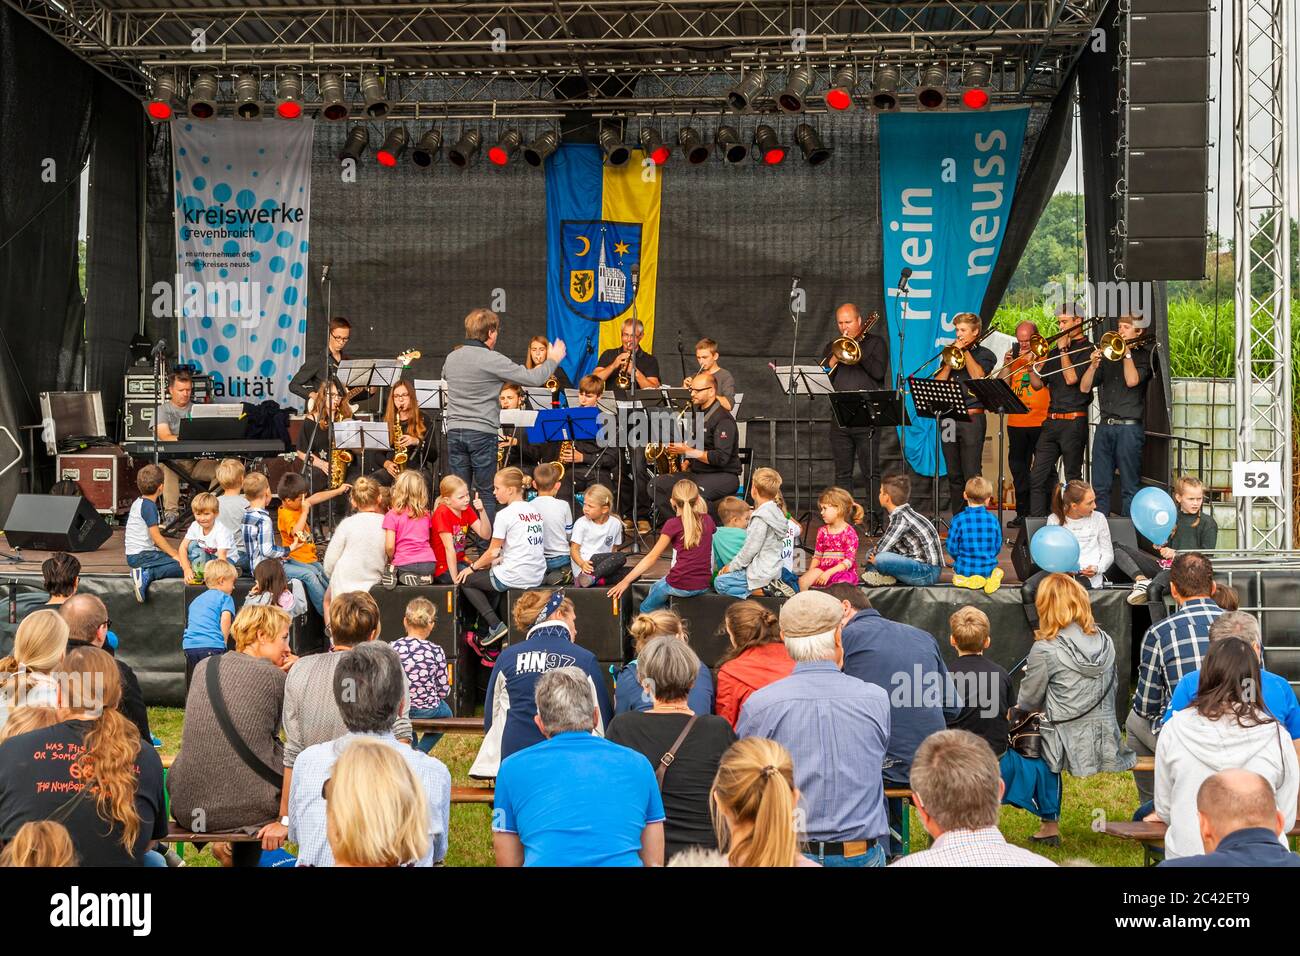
[652, 470, 739, 528]
[828, 424, 902, 531]
[940, 414, 986, 516]
[1029, 417, 1088, 516]
[460, 569, 504, 629]
[1113, 542, 1161, 582]
[1007, 425, 1041, 518]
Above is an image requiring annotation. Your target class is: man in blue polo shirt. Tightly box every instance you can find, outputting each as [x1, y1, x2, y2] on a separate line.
[493, 667, 665, 867]
[1163, 611, 1300, 738]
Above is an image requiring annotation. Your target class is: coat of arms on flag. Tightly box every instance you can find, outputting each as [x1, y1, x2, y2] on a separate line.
[561, 220, 641, 321]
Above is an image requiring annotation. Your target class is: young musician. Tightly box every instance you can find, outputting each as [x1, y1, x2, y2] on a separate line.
[368, 379, 436, 487]
[933, 312, 996, 516]
[822, 302, 899, 530]
[692, 338, 736, 411]
[497, 383, 548, 472]
[1079, 314, 1153, 516]
[153, 367, 217, 516]
[288, 316, 376, 412]
[1027, 305, 1094, 517]
[650, 373, 740, 524]
[561, 376, 619, 497]
[594, 318, 661, 389]
[295, 381, 358, 493]
[525, 335, 573, 394]
[1004, 321, 1050, 528]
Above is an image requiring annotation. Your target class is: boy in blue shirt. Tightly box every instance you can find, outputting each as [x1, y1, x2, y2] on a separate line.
[126, 463, 185, 603]
[182, 557, 237, 693]
[944, 476, 1004, 594]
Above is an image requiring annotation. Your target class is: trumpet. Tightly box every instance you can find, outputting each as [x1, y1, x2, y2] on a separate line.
[937, 322, 997, 372]
[1098, 330, 1154, 361]
[820, 312, 880, 369]
[545, 374, 559, 391]
[613, 349, 637, 390]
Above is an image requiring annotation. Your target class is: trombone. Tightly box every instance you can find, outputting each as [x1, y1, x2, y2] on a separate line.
[1098, 330, 1155, 361]
[936, 324, 997, 372]
[819, 312, 880, 369]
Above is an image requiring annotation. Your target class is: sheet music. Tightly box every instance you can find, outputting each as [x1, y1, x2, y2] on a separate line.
[500, 409, 539, 428]
[333, 420, 392, 451]
[413, 379, 446, 410]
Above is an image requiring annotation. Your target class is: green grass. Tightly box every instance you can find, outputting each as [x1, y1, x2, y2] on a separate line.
[150, 706, 1145, 867]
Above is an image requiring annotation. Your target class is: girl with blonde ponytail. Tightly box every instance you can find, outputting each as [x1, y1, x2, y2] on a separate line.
[711, 737, 814, 867]
[608, 478, 716, 612]
[0, 610, 69, 733]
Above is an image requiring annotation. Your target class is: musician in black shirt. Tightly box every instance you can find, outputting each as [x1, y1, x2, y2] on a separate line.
[367, 379, 436, 487]
[294, 381, 361, 493]
[651, 373, 740, 525]
[560, 376, 620, 497]
[525, 335, 574, 394]
[823, 302, 900, 530]
[593, 318, 661, 390]
[1027, 307, 1094, 516]
[933, 312, 997, 516]
[1079, 314, 1154, 516]
[288, 316, 377, 412]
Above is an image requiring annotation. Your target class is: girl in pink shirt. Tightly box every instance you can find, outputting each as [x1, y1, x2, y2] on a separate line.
[798, 487, 863, 590]
[382, 470, 439, 584]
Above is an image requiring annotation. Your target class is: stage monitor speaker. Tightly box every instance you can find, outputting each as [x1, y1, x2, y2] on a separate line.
[2, 495, 111, 553]
[503, 586, 628, 662]
[1128, 15, 1209, 60]
[1123, 238, 1209, 280]
[1127, 148, 1208, 195]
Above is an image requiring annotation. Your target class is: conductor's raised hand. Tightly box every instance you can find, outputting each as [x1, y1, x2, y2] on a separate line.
[547, 339, 567, 364]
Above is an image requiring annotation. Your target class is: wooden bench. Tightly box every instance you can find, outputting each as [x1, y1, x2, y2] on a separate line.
[412, 716, 486, 736]
[1102, 818, 1300, 866]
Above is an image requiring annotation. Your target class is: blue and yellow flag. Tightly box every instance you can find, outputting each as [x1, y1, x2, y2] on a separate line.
[545, 144, 661, 382]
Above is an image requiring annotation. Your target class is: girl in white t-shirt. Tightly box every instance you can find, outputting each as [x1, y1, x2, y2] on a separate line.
[323, 476, 389, 597]
[179, 492, 234, 584]
[457, 467, 545, 645]
[1022, 479, 1113, 626]
[569, 483, 627, 587]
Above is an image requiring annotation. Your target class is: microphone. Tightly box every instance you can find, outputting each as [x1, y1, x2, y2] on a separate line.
[321, 258, 333, 282]
[150, 338, 167, 358]
[897, 267, 912, 292]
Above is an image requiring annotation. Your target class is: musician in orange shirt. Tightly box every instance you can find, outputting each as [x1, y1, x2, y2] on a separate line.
[1003, 321, 1051, 528]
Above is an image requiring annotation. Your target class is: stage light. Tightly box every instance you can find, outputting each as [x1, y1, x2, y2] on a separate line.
[234, 74, 262, 119]
[360, 72, 388, 119]
[754, 125, 787, 165]
[488, 129, 522, 166]
[795, 124, 831, 166]
[715, 125, 748, 164]
[678, 127, 711, 165]
[376, 127, 409, 166]
[412, 129, 443, 167]
[961, 62, 991, 109]
[778, 65, 814, 113]
[523, 130, 560, 167]
[187, 73, 218, 119]
[826, 65, 858, 111]
[338, 126, 370, 163]
[275, 75, 303, 119]
[449, 129, 483, 167]
[917, 65, 948, 110]
[638, 128, 671, 165]
[870, 65, 900, 112]
[599, 127, 630, 166]
[146, 74, 179, 121]
[726, 68, 767, 111]
[319, 73, 348, 121]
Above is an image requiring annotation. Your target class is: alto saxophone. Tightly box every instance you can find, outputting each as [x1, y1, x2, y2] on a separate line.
[391, 418, 408, 467]
[330, 448, 352, 488]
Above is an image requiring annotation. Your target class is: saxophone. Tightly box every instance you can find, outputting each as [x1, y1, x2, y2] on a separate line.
[330, 449, 352, 488]
[391, 418, 408, 467]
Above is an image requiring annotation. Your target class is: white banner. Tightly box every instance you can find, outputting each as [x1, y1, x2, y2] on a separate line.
[170, 119, 313, 406]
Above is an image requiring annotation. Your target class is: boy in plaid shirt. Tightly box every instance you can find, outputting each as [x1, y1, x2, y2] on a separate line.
[944, 476, 1004, 594]
[241, 472, 289, 569]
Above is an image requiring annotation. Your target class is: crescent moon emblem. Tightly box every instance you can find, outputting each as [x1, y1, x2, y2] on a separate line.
[575, 235, 591, 256]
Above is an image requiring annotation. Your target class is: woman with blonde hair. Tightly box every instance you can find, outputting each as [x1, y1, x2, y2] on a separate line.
[324, 475, 389, 596]
[0, 609, 69, 733]
[609, 478, 716, 612]
[614, 609, 714, 716]
[168, 604, 295, 865]
[1002, 573, 1135, 846]
[327, 737, 430, 867]
[0, 820, 77, 867]
[711, 737, 817, 867]
[0, 646, 166, 866]
[525, 334, 573, 391]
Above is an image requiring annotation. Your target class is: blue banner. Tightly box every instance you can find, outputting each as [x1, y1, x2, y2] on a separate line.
[879, 108, 1029, 477]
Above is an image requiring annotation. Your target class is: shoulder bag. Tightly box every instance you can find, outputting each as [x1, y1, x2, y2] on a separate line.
[206, 654, 284, 788]
[656, 715, 700, 787]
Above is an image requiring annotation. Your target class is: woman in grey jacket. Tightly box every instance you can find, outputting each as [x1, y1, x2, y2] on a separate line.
[1002, 573, 1136, 845]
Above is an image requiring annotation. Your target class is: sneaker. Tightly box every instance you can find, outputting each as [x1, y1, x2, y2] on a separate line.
[543, 567, 573, 586]
[1127, 577, 1151, 605]
[479, 621, 509, 647]
[764, 577, 797, 599]
[953, 574, 984, 590]
[130, 567, 150, 603]
[398, 572, 433, 586]
[983, 567, 1005, 595]
[862, 570, 897, 586]
[151, 734, 163, 748]
[160, 509, 181, 533]
[379, 565, 397, 590]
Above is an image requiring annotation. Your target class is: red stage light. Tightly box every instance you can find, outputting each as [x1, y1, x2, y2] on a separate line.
[826, 88, 852, 111]
[488, 146, 509, 166]
[376, 150, 398, 167]
[147, 101, 173, 121]
[763, 147, 787, 166]
[962, 88, 990, 110]
[650, 146, 671, 165]
[277, 101, 302, 119]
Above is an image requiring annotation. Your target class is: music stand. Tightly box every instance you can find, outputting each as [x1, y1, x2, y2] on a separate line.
[907, 377, 969, 527]
[339, 359, 403, 393]
[414, 379, 448, 474]
[499, 408, 538, 471]
[328, 421, 390, 506]
[770, 365, 833, 522]
[966, 378, 1028, 527]
[827, 389, 912, 535]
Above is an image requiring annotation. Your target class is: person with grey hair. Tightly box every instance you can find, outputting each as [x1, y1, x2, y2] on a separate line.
[1159, 769, 1300, 867]
[890, 730, 1056, 867]
[58, 593, 151, 743]
[736, 590, 891, 866]
[1163, 611, 1300, 749]
[287, 642, 451, 867]
[607, 636, 737, 862]
[493, 667, 666, 867]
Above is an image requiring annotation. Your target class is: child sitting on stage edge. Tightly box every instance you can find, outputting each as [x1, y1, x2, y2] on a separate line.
[863, 472, 945, 587]
[798, 486, 862, 591]
[944, 476, 1005, 595]
[715, 468, 797, 599]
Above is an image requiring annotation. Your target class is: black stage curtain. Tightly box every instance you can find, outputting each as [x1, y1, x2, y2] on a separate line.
[86, 77, 148, 436]
[0, 7, 95, 502]
[1079, 0, 1173, 487]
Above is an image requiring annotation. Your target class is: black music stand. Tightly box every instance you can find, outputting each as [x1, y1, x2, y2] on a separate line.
[414, 379, 447, 474]
[622, 389, 680, 551]
[770, 364, 833, 519]
[907, 376, 969, 528]
[827, 389, 912, 535]
[531, 407, 601, 509]
[966, 378, 1028, 527]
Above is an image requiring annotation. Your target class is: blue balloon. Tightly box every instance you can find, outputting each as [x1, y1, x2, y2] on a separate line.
[1131, 486, 1178, 546]
[1031, 525, 1081, 574]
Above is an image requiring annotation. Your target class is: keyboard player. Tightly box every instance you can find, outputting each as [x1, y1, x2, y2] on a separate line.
[153, 368, 218, 518]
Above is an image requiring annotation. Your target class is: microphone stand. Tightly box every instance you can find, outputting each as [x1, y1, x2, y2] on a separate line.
[894, 274, 911, 464]
[626, 306, 649, 552]
[788, 276, 802, 515]
[151, 343, 165, 468]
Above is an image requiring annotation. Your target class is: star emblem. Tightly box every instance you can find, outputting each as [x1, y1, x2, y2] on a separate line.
[614, 241, 630, 256]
